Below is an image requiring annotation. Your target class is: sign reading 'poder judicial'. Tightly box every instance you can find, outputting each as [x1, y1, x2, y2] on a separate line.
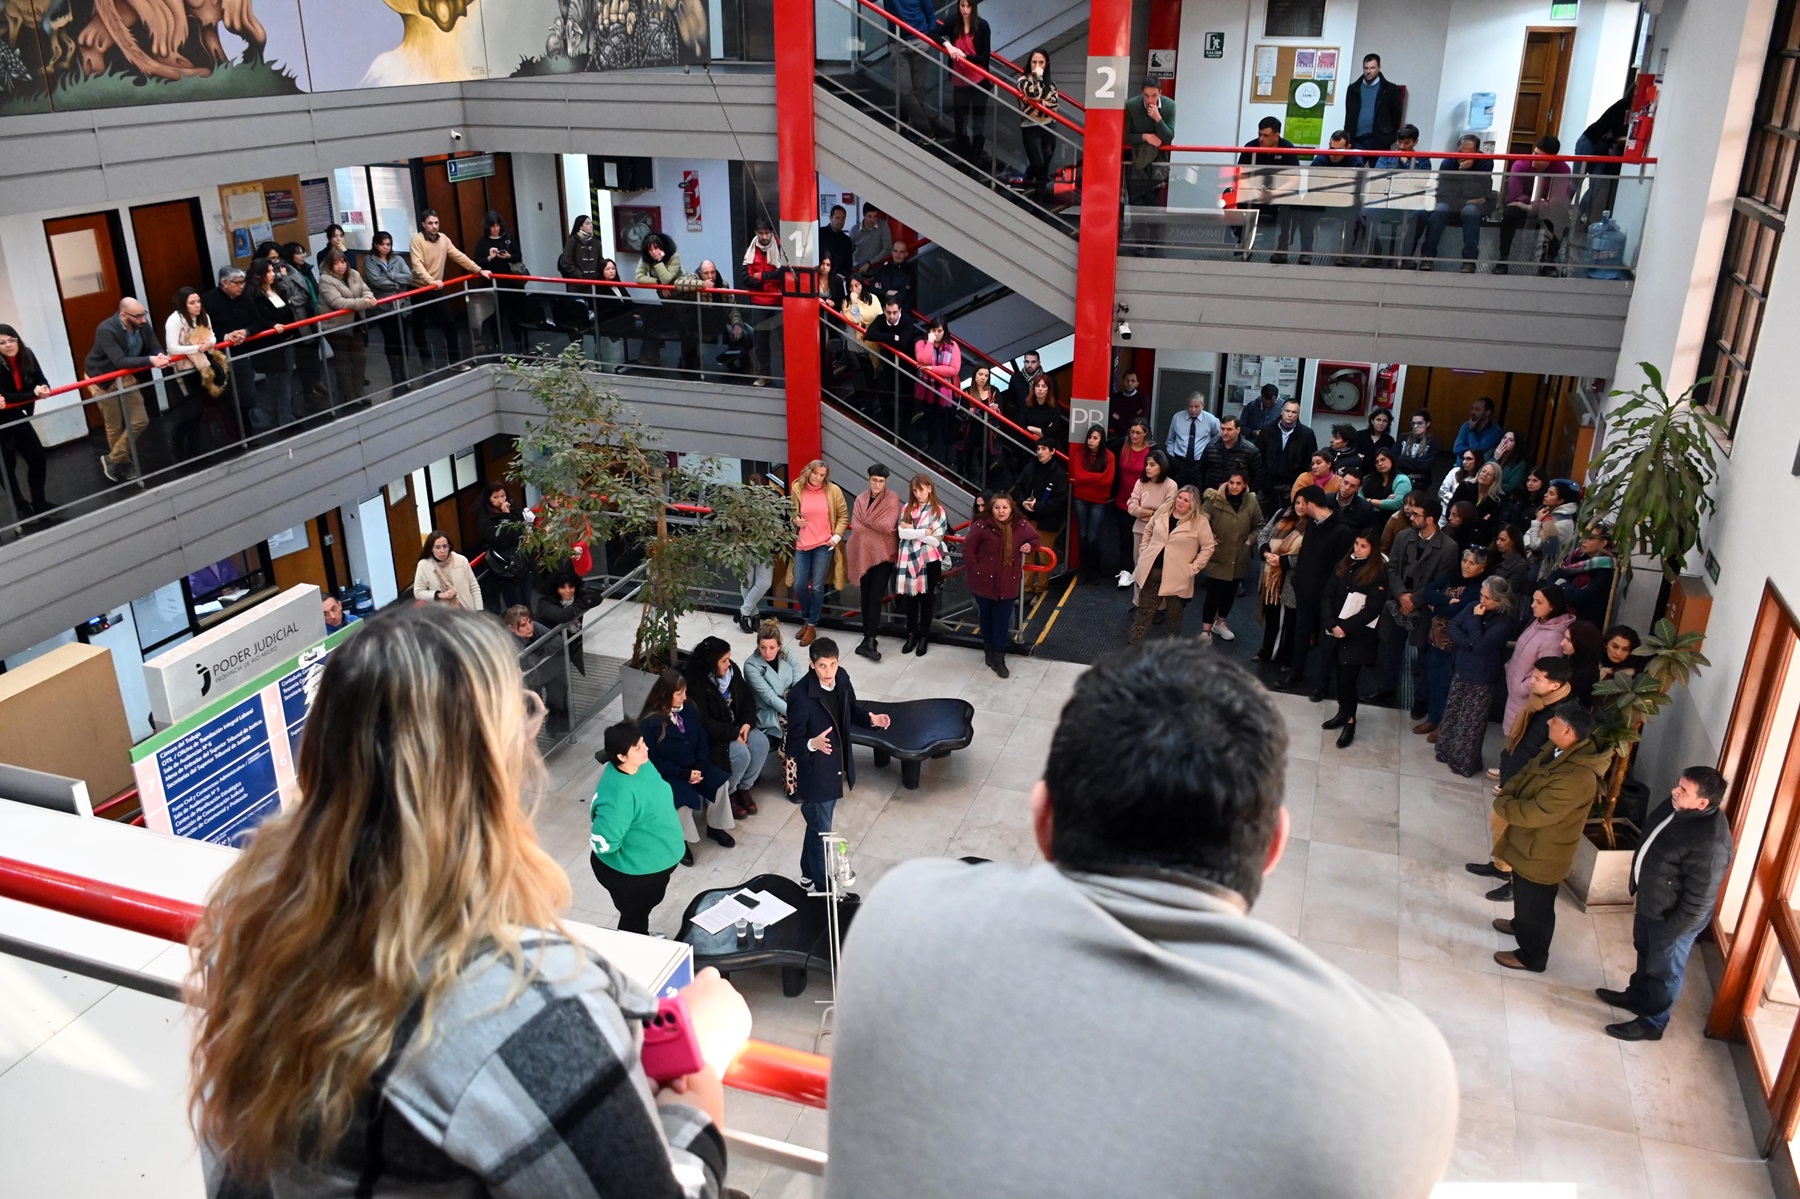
[142, 585, 326, 727]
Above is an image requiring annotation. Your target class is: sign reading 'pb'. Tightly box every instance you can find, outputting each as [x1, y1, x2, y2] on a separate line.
[142, 584, 326, 728]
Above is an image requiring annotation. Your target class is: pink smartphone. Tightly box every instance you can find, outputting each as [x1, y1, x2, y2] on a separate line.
[641, 993, 706, 1082]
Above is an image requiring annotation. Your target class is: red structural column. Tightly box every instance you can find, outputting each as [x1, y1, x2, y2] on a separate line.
[775, 0, 822, 477]
[1069, 0, 1134, 455]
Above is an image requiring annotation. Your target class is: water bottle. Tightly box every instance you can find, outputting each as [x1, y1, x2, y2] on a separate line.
[1586, 211, 1626, 280]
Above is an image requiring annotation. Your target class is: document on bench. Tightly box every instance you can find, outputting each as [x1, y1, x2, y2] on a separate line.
[691, 888, 800, 934]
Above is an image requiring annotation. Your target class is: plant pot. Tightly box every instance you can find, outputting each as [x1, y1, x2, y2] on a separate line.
[1562, 819, 1642, 912]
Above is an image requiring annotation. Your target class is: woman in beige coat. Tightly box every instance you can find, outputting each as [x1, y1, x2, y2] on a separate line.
[1129, 486, 1216, 642]
[318, 249, 375, 405]
[413, 529, 481, 610]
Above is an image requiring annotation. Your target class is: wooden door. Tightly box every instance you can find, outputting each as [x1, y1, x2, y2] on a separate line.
[421, 154, 519, 250]
[43, 212, 133, 384]
[129, 199, 213, 320]
[1509, 28, 1576, 155]
[386, 478, 426, 597]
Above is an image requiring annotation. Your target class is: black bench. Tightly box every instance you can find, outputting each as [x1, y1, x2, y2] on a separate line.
[676, 873, 858, 997]
[852, 698, 976, 790]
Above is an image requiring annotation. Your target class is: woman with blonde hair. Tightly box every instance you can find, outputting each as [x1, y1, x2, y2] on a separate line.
[1128, 484, 1216, 643]
[896, 474, 950, 655]
[412, 529, 480, 609]
[789, 458, 849, 645]
[188, 606, 741, 1196]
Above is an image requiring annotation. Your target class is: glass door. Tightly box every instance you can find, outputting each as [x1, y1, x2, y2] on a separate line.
[1708, 582, 1800, 1152]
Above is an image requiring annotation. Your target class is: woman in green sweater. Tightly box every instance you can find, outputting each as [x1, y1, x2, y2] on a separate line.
[590, 720, 688, 934]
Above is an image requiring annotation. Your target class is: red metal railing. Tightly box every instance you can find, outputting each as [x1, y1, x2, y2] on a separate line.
[821, 303, 1067, 462]
[845, 0, 1084, 137]
[0, 854, 831, 1109]
[1159, 143, 1656, 164]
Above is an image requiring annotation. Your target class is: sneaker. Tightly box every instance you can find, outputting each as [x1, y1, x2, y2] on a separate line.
[1459, 263, 1478, 274]
[1211, 620, 1235, 642]
[1197, 629, 1213, 645]
[99, 454, 120, 484]
[1419, 259, 1435, 272]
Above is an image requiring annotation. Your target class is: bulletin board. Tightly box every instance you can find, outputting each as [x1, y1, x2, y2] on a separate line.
[219, 174, 313, 265]
[1248, 44, 1339, 104]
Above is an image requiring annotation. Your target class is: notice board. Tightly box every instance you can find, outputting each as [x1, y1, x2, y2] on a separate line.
[132, 622, 361, 846]
[1249, 44, 1339, 104]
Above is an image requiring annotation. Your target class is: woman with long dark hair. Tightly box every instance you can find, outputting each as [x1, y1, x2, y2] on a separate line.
[1319, 531, 1387, 749]
[360, 230, 413, 390]
[0, 324, 52, 517]
[1016, 48, 1060, 199]
[682, 636, 765, 818]
[189, 607, 741, 1196]
[1562, 619, 1605, 706]
[939, 0, 994, 162]
[473, 209, 525, 349]
[1256, 504, 1307, 665]
[1068, 425, 1116, 583]
[163, 286, 220, 460]
[1417, 547, 1490, 738]
[640, 668, 736, 859]
[963, 491, 1040, 677]
[1111, 420, 1156, 577]
[317, 249, 375, 406]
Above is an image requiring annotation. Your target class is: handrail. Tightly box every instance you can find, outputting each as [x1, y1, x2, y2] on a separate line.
[838, 0, 1085, 137]
[987, 49, 1087, 114]
[907, 303, 1006, 373]
[821, 303, 1066, 461]
[6, 273, 483, 411]
[4, 270, 784, 414]
[0, 854, 832, 1109]
[1158, 144, 1657, 165]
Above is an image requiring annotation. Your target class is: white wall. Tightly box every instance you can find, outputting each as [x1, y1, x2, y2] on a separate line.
[1432, 0, 1576, 153]
[1617, 0, 1788, 788]
[511, 152, 565, 281]
[1560, 0, 1642, 148]
[1352, 0, 1450, 145]
[612, 158, 736, 286]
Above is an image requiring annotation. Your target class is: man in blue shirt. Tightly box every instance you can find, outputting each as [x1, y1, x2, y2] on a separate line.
[1344, 54, 1403, 152]
[1452, 396, 1503, 459]
[1165, 393, 1221, 486]
[1240, 384, 1284, 434]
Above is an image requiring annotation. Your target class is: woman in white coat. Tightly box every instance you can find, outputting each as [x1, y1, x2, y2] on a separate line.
[413, 529, 481, 610]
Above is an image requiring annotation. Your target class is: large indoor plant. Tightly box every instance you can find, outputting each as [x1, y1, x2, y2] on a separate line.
[1580, 362, 1726, 601]
[505, 347, 793, 677]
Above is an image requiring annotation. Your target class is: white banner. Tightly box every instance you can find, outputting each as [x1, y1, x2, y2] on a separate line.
[142, 585, 325, 727]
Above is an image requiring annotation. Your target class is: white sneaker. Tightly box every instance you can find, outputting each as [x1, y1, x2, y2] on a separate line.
[1115, 570, 1133, 588]
[1198, 629, 1213, 645]
[1212, 620, 1235, 641]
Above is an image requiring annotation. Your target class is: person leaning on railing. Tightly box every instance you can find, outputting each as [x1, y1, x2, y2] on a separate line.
[634, 231, 685, 368]
[162, 287, 221, 462]
[187, 605, 745, 1199]
[83, 297, 171, 484]
[360, 232, 415, 391]
[409, 209, 492, 367]
[0, 323, 52, 518]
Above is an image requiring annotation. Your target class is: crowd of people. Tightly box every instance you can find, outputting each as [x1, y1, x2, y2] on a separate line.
[185, 606, 1735, 1198]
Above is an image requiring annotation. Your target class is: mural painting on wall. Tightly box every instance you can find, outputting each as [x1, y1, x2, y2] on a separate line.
[0, 0, 706, 114]
[0, 0, 309, 115]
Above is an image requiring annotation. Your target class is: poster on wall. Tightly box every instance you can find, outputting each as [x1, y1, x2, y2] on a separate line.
[133, 623, 359, 847]
[301, 177, 334, 233]
[265, 189, 300, 224]
[683, 170, 703, 232]
[1285, 79, 1327, 147]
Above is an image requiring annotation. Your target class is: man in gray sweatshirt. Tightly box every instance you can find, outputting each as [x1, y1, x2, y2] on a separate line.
[827, 644, 1458, 1198]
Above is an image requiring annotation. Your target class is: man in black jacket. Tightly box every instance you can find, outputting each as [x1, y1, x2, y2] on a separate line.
[861, 298, 915, 420]
[1282, 486, 1356, 693]
[1344, 54, 1404, 151]
[1018, 441, 1069, 597]
[1333, 467, 1381, 534]
[869, 240, 918, 315]
[820, 204, 855, 281]
[785, 639, 889, 890]
[1257, 398, 1319, 512]
[1200, 415, 1263, 493]
[1596, 767, 1734, 1041]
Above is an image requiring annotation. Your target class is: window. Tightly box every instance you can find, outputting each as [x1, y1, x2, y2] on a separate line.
[1264, 0, 1326, 38]
[1698, 0, 1800, 443]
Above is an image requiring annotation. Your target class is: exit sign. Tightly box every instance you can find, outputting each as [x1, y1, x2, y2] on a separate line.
[1205, 31, 1225, 58]
[1551, 1, 1578, 17]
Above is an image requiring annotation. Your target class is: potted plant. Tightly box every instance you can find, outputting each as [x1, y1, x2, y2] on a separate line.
[505, 348, 794, 713]
[1579, 362, 1726, 615]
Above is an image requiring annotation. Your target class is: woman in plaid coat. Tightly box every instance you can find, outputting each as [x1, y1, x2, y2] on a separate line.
[896, 475, 951, 656]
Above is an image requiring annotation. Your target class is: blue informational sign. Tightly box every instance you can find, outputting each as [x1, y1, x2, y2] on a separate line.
[277, 644, 332, 760]
[154, 696, 282, 846]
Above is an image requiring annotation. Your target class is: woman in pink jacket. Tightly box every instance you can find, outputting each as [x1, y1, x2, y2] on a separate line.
[1502, 582, 1575, 730]
[913, 317, 962, 464]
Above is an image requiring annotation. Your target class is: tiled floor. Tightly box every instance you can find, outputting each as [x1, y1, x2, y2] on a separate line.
[541, 602, 1778, 1198]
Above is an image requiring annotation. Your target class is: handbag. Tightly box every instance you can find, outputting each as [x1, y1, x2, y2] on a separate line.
[485, 544, 524, 579]
[779, 716, 798, 797]
[432, 564, 465, 609]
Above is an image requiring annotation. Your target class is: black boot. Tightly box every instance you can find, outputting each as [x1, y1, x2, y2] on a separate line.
[1322, 711, 1349, 730]
[901, 631, 919, 654]
[1335, 720, 1356, 749]
[989, 649, 1010, 678]
[855, 636, 881, 662]
[915, 593, 935, 655]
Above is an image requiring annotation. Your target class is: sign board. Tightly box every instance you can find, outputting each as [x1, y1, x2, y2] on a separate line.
[143, 584, 325, 727]
[780, 219, 818, 267]
[1285, 78, 1327, 146]
[133, 623, 359, 846]
[1086, 55, 1131, 109]
[1551, 1, 1579, 18]
[1205, 32, 1225, 58]
[447, 154, 496, 183]
[1068, 398, 1108, 443]
[1148, 48, 1177, 79]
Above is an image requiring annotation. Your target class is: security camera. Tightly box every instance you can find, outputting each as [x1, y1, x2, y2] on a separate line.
[1118, 321, 1132, 341]
[450, 129, 464, 142]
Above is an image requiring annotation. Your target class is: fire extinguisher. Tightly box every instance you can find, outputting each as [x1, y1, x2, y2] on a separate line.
[1625, 73, 1659, 162]
[1373, 363, 1400, 411]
